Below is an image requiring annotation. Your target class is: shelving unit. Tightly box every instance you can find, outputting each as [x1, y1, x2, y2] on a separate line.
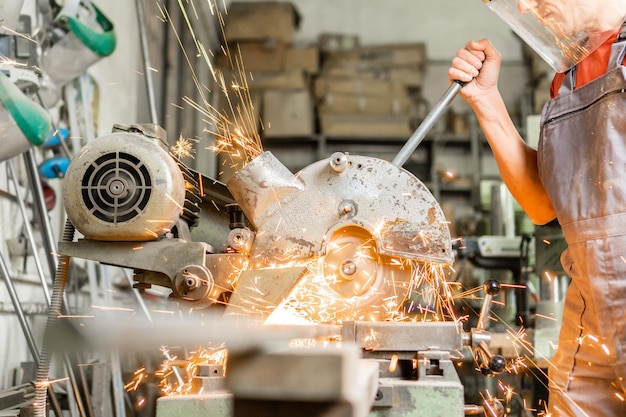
[262, 113, 500, 216]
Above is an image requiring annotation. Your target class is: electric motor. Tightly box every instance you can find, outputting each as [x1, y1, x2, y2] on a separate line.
[63, 125, 186, 241]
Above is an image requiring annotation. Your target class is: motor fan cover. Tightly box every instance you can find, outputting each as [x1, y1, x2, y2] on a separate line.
[63, 131, 185, 241]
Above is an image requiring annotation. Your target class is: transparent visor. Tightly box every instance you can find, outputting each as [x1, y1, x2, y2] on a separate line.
[484, 0, 620, 73]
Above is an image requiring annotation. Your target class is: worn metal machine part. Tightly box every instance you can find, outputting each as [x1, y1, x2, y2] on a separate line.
[225, 151, 452, 322]
[60, 124, 243, 306]
[227, 151, 453, 266]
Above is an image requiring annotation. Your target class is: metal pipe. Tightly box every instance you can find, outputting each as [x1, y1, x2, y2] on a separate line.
[0, 251, 64, 417]
[392, 81, 463, 167]
[22, 149, 58, 278]
[135, 0, 159, 125]
[0, 252, 40, 363]
[7, 160, 51, 303]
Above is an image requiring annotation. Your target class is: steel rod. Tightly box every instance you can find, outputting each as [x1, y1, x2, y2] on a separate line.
[22, 149, 58, 278]
[135, 0, 159, 125]
[7, 160, 51, 303]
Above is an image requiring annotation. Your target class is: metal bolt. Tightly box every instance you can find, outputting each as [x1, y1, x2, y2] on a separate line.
[340, 260, 357, 280]
[329, 152, 348, 173]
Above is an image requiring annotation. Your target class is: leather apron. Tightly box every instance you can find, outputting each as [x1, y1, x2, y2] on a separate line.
[537, 29, 626, 416]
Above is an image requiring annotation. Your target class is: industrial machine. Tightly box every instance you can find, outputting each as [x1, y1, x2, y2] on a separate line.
[54, 122, 512, 416]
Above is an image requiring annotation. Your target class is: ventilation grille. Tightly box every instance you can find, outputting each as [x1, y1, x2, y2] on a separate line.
[81, 152, 152, 224]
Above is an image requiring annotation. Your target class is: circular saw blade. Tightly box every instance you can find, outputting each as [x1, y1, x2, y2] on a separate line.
[282, 225, 413, 323]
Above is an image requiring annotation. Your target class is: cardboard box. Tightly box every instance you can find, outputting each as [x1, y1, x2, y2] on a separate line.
[359, 43, 427, 69]
[216, 41, 286, 73]
[224, 2, 300, 43]
[321, 59, 424, 87]
[220, 69, 307, 90]
[319, 93, 410, 115]
[285, 45, 319, 74]
[263, 89, 314, 138]
[319, 113, 412, 138]
[314, 77, 405, 98]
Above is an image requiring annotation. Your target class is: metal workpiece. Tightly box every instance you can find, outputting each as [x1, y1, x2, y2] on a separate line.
[341, 321, 464, 356]
[225, 267, 307, 317]
[155, 363, 232, 417]
[226, 343, 378, 417]
[228, 151, 453, 267]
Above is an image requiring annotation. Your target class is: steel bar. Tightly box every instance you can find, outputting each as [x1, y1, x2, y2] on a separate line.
[22, 149, 58, 278]
[392, 81, 463, 167]
[0, 252, 64, 417]
[135, 0, 159, 124]
[7, 160, 51, 303]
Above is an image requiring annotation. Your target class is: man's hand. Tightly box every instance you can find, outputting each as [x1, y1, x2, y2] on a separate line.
[448, 39, 502, 107]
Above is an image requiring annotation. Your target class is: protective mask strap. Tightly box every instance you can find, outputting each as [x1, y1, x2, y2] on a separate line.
[558, 68, 577, 95]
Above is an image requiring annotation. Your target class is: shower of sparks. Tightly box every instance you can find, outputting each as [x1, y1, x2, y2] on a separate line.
[159, 345, 228, 396]
[135, 1, 584, 411]
[158, 0, 264, 174]
[408, 261, 459, 321]
[126, 345, 228, 396]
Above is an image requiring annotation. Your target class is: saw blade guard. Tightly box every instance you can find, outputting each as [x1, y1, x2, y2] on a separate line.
[227, 151, 454, 267]
[63, 127, 186, 241]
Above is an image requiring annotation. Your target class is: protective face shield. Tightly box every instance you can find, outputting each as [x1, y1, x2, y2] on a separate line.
[0, 0, 25, 34]
[40, 0, 116, 88]
[483, 0, 622, 73]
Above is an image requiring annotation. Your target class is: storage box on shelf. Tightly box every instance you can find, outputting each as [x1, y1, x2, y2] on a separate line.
[315, 35, 426, 139]
[224, 1, 300, 44]
[263, 89, 314, 138]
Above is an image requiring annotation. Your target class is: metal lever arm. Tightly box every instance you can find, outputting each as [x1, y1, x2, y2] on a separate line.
[472, 279, 507, 377]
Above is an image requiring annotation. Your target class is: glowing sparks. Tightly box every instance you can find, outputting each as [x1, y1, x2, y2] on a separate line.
[171, 135, 197, 159]
[161, 0, 264, 172]
[601, 344, 610, 356]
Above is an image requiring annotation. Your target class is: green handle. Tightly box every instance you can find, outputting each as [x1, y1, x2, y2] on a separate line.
[0, 71, 51, 146]
[62, 4, 116, 57]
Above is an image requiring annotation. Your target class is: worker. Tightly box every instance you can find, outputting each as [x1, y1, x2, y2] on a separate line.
[448, 0, 626, 416]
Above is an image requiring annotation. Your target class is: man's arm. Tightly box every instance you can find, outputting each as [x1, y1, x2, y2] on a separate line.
[448, 39, 556, 225]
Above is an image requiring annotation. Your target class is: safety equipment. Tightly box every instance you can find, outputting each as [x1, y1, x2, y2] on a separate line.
[483, 0, 623, 73]
[40, 0, 116, 88]
[0, 0, 24, 34]
[0, 67, 51, 162]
